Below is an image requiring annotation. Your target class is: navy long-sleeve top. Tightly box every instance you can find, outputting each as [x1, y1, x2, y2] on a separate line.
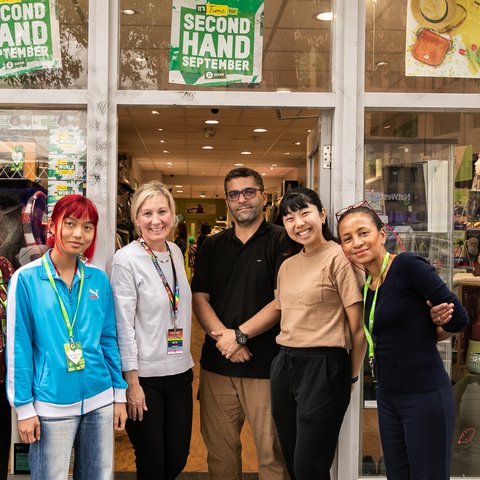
[365, 252, 468, 393]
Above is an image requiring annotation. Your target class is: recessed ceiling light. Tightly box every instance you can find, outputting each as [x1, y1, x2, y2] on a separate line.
[240, 151, 252, 155]
[234, 163, 244, 166]
[205, 120, 219, 125]
[294, 141, 301, 145]
[261, 173, 266, 176]
[271, 164, 277, 167]
[384, 125, 392, 129]
[157, 128, 163, 131]
[163, 150, 169, 153]
[202, 145, 214, 149]
[284, 152, 290, 155]
[315, 11, 333, 21]
[122, 9, 136, 15]
[253, 128, 267, 133]
[160, 140, 166, 143]
[177, 190, 183, 193]
[167, 162, 173, 166]
[152, 110, 160, 115]
[307, 129, 312, 133]
[270, 167, 274, 170]
[175, 185, 183, 188]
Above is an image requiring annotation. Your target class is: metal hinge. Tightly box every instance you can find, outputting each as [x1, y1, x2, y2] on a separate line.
[323, 145, 331, 169]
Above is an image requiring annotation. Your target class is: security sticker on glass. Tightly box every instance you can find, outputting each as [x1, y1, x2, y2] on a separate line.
[64, 342, 85, 372]
[167, 328, 183, 355]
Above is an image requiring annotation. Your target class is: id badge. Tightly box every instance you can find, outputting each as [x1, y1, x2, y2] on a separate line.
[64, 342, 85, 372]
[167, 328, 183, 355]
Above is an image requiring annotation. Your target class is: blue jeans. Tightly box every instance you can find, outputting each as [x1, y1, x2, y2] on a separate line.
[29, 403, 114, 480]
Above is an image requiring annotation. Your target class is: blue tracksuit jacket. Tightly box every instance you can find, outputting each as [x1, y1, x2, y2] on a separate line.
[6, 251, 127, 420]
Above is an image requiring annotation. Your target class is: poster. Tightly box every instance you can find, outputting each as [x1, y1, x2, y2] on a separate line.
[406, 0, 480, 78]
[0, 0, 61, 78]
[169, 0, 264, 86]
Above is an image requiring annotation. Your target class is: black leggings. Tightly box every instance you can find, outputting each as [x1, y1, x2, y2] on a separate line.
[126, 369, 193, 480]
[271, 347, 351, 480]
[0, 383, 11, 480]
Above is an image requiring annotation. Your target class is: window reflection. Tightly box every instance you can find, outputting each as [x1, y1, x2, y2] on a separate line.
[119, 0, 332, 91]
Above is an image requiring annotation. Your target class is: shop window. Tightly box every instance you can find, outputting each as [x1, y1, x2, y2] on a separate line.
[0, 0, 88, 89]
[361, 111, 480, 477]
[0, 109, 86, 270]
[119, 0, 332, 91]
[365, 0, 480, 93]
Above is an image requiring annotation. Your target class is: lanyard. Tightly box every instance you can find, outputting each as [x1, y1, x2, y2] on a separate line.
[43, 254, 84, 346]
[138, 238, 179, 324]
[363, 251, 390, 376]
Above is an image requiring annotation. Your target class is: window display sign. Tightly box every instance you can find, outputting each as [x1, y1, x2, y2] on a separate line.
[405, 0, 480, 78]
[0, 0, 61, 79]
[169, 0, 264, 86]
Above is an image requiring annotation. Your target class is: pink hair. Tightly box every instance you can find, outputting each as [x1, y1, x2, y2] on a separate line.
[47, 195, 99, 261]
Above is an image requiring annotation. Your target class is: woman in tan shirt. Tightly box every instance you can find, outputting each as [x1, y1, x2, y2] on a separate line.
[270, 187, 366, 480]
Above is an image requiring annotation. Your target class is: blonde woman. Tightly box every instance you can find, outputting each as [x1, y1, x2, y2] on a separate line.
[111, 181, 194, 480]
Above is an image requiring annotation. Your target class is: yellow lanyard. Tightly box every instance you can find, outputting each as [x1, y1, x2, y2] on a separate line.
[363, 251, 390, 377]
[43, 254, 84, 346]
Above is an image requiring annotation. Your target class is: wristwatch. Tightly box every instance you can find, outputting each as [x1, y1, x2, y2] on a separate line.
[234, 328, 248, 345]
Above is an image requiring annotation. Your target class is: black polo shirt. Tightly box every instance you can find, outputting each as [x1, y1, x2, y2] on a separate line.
[192, 220, 299, 379]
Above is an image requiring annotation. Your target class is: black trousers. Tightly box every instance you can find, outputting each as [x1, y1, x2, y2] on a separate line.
[0, 383, 10, 480]
[377, 377, 455, 480]
[270, 347, 351, 480]
[126, 369, 193, 480]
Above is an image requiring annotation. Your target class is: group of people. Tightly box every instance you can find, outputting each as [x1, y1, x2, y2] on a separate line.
[1, 166, 468, 480]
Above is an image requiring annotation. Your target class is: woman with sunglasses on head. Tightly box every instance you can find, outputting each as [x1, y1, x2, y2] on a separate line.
[7, 194, 127, 480]
[270, 187, 366, 480]
[111, 181, 193, 480]
[337, 204, 468, 480]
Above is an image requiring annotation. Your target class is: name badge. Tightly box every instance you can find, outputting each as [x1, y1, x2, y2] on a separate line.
[167, 328, 183, 355]
[64, 342, 85, 371]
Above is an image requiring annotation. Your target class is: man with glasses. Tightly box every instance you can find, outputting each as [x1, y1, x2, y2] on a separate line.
[192, 167, 298, 480]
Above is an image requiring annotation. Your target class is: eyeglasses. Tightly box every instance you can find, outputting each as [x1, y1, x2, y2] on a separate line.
[335, 200, 374, 223]
[226, 187, 262, 202]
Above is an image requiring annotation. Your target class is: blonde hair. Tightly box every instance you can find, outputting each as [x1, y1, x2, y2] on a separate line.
[131, 181, 176, 236]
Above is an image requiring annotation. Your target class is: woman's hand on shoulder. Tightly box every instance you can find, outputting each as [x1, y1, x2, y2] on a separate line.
[427, 300, 453, 326]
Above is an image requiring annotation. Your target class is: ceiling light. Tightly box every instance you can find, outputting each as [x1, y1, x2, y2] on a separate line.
[177, 190, 183, 192]
[270, 167, 274, 170]
[253, 128, 267, 133]
[241, 151, 252, 155]
[205, 120, 219, 125]
[157, 128, 163, 131]
[152, 110, 160, 115]
[284, 152, 290, 155]
[271, 164, 277, 167]
[235, 163, 244, 166]
[294, 141, 301, 145]
[199, 193, 206, 198]
[163, 150, 169, 153]
[160, 140, 166, 143]
[384, 125, 392, 129]
[122, 9, 136, 15]
[175, 185, 183, 188]
[307, 129, 312, 133]
[262, 173, 266, 176]
[316, 11, 333, 21]
[202, 145, 214, 149]
[167, 162, 173, 165]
